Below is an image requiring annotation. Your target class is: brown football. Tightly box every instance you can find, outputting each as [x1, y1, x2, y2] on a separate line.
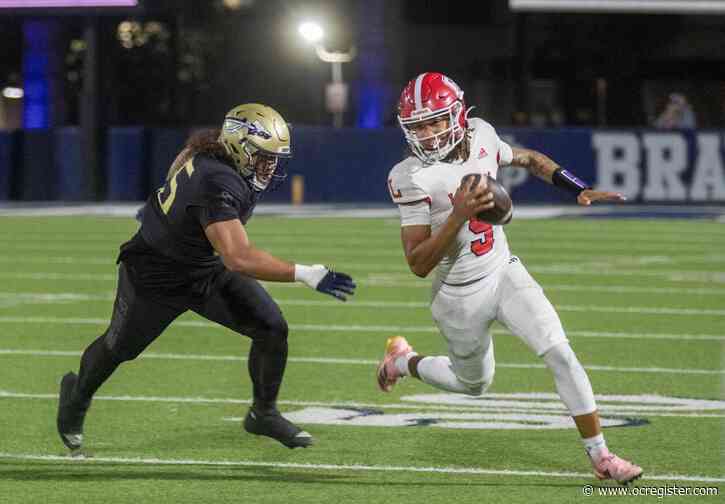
[460, 173, 513, 225]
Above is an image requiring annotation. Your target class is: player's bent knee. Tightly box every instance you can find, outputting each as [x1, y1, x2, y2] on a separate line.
[542, 342, 581, 374]
[457, 374, 494, 396]
[256, 314, 289, 348]
[101, 329, 134, 363]
[104, 341, 142, 363]
[270, 316, 289, 340]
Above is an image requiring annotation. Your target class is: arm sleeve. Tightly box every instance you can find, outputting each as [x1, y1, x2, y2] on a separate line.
[398, 200, 431, 227]
[189, 173, 242, 228]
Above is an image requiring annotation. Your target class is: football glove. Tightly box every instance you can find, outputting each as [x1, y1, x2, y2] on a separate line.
[295, 264, 356, 302]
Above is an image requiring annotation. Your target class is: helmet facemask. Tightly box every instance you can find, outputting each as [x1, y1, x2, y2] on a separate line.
[399, 101, 466, 164]
[238, 140, 288, 193]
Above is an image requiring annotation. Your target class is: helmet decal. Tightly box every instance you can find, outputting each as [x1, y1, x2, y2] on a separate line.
[223, 117, 273, 140]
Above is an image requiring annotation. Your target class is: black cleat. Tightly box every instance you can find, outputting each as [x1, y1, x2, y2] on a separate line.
[243, 408, 313, 449]
[56, 372, 89, 451]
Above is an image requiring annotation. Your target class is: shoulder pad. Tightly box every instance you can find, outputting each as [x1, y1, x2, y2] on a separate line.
[387, 159, 430, 204]
[468, 117, 497, 138]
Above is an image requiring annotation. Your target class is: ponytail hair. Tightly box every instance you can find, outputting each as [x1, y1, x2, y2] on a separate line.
[166, 128, 234, 180]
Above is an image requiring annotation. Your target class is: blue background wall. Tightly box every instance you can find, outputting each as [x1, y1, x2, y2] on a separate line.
[0, 127, 723, 204]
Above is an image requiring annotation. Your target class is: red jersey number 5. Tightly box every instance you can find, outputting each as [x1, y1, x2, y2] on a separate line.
[469, 218, 494, 256]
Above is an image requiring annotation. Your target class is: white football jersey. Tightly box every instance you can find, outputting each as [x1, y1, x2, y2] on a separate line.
[388, 118, 514, 285]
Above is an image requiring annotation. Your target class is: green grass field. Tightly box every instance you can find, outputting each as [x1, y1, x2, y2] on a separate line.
[0, 215, 723, 503]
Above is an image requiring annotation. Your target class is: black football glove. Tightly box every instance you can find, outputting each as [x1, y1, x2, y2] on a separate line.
[296, 264, 356, 302]
[316, 269, 356, 302]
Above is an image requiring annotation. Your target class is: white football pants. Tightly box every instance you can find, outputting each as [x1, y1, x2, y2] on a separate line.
[424, 256, 597, 416]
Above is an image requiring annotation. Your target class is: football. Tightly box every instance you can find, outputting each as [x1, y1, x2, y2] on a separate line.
[460, 173, 513, 225]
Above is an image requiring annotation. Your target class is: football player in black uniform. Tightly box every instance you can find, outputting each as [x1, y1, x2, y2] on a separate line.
[57, 103, 356, 451]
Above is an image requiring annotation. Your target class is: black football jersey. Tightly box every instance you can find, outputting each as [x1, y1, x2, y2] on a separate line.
[118, 153, 258, 293]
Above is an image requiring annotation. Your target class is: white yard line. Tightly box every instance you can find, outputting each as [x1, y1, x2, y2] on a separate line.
[2, 231, 722, 244]
[526, 266, 725, 280]
[0, 452, 723, 483]
[3, 273, 725, 296]
[0, 239, 716, 253]
[0, 292, 724, 316]
[0, 348, 721, 375]
[556, 305, 725, 316]
[0, 390, 723, 419]
[2, 256, 725, 281]
[0, 272, 117, 281]
[0, 315, 723, 342]
[0, 273, 697, 293]
[540, 284, 725, 295]
[278, 300, 725, 316]
[0, 255, 113, 265]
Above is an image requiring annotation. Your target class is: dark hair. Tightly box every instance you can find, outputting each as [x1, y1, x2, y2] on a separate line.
[167, 128, 234, 180]
[187, 128, 226, 155]
[444, 129, 472, 163]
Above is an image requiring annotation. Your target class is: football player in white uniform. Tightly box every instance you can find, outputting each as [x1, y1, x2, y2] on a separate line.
[378, 72, 642, 485]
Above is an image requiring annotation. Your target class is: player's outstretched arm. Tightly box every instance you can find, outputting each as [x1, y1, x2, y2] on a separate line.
[402, 178, 493, 278]
[507, 147, 560, 183]
[507, 147, 625, 205]
[204, 219, 355, 301]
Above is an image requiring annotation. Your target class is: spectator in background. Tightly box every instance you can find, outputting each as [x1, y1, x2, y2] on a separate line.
[653, 92, 697, 129]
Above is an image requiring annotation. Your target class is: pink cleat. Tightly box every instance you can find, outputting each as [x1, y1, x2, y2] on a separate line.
[376, 336, 413, 392]
[590, 448, 643, 485]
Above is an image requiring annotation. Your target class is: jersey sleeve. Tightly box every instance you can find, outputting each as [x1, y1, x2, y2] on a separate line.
[387, 163, 431, 205]
[190, 171, 244, 228]
[497, 136, 514, 166]
[471, 117, 514, 166]
[398, 200, 431, 227]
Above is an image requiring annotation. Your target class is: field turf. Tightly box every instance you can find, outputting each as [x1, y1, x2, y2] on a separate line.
[0, 215, 723, 503]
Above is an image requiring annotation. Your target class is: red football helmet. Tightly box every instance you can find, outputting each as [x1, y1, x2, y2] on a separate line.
[397, 72, 468, 163]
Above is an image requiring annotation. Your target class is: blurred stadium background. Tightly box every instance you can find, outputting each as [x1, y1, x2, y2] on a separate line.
[0, 1, 723, 503]
[1, 0, 725, 207]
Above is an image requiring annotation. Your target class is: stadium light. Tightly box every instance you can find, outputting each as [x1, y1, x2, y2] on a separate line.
[297, 21, 356, 128]
[2, 86, 24, 99]
[298, 21, 324, 44]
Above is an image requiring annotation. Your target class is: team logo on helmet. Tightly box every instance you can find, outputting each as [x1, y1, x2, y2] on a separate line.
[223, 117, 273, 140]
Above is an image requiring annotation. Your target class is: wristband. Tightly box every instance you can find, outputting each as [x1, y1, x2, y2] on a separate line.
[294, 264, 315, 284]
[552, 168, 591, 196]
[294, 263, 328, 289]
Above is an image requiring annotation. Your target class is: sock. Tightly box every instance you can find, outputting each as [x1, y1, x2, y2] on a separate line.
[394, 351, 417, 376]
[583, 433, 608, 461]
